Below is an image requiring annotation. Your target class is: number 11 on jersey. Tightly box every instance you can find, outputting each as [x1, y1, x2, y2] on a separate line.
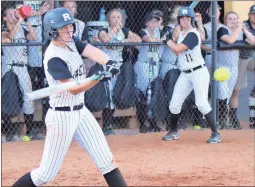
[185, 54, 193, 62]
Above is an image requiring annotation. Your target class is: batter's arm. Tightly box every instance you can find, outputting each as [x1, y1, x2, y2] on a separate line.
[167, 40, 188, 55]
[82, 44, 110, 65]
[58, 78, 99, 95]
[74, 38, 110, 65]
[74, 37, 120, 76]
[47, 57, 101, 95]
[167, 32, 198, 55]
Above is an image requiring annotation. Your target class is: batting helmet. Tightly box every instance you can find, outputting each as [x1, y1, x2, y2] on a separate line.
[177, 7, 196, 26]
[43, 8, 76, 40]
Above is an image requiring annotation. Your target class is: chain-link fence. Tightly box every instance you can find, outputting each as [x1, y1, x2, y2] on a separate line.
[1, 1, 254, 143]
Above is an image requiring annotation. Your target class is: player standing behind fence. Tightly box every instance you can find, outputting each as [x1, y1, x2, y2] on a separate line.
[217, 11, 254, 130]
[62, 1, 87, 40]
[134, 12, 162, 133]
[98, 8, 141, 135]
[161, 7, 221, 143]
[1, 7, 36, 141]
[229, 5, 255, 129]
[12, 8, 127, 187]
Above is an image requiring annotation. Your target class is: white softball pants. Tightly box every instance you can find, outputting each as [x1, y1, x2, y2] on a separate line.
[169, 66, 211, 115]
[30, 106, 116, 186]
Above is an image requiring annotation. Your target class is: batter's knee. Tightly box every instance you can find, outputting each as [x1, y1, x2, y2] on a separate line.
[196, 103, 211, 115]
[169, 105, 181, 115]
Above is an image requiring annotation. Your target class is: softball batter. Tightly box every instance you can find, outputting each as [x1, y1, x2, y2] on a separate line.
[13, 8, 127, 187]
[162, 7, 220, 143]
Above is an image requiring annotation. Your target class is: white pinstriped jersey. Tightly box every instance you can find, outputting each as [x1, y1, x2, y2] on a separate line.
[217, 25, 243, 67]
[43, 42, 86, 107]
[177, 28, 204, 71]
[137, 28, 161, 63]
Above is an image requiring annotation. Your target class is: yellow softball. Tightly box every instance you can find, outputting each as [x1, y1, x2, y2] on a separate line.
[193, 125, 201, 130]
[21, 135, 31, 142]
[213, 67, 230, 82]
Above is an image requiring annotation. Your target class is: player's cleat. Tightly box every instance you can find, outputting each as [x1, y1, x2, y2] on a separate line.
[162, 131, 179, 141]
[207, 132, 221, 143]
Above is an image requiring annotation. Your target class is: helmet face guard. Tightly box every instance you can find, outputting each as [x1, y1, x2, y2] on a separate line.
[43, 8, 76, 40]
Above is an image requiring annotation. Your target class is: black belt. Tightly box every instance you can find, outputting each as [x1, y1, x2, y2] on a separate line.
[50, 104, 83, 111]
[183, 65, 204, 73]
[206, 52, 212, 55]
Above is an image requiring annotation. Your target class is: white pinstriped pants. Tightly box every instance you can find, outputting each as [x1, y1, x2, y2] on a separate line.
[31, 106, 116, 186]
[169, 66, 211, 115]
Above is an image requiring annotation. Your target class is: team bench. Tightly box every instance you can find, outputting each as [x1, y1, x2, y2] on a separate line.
[92, 107, 138, 129]
[8, 100, 139, 130]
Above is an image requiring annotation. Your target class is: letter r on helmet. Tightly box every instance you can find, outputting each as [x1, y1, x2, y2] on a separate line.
[182, 9, 188, 15]
[62, 13, 71, 21]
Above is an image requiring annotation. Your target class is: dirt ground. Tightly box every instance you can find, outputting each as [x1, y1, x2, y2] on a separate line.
[2, 128, 255, 186]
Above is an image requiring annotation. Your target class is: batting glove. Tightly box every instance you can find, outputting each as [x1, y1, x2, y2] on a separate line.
[106, 60, 120, 76]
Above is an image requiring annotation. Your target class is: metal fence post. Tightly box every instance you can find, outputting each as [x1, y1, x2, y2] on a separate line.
[211, 1, 218, 127]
